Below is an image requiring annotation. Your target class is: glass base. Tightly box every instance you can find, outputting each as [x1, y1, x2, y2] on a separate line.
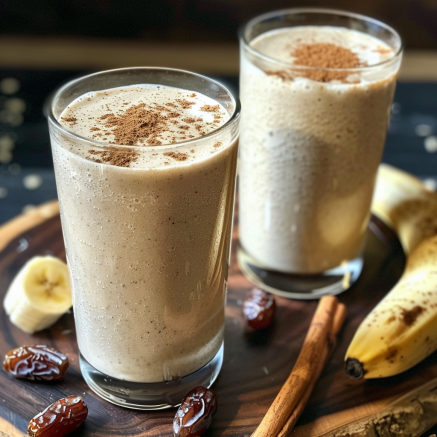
[237, 246, 363, 300]
[80, 343, 223, 410]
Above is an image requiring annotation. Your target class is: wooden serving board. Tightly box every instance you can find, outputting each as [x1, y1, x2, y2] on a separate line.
[1, 202, 437, 437]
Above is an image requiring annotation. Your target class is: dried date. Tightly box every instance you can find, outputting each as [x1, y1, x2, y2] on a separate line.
[243, 288, 276, 330]
[28, 395, 88, 437]
[3, 345, 69, 381]
[173, 386, 217, 437]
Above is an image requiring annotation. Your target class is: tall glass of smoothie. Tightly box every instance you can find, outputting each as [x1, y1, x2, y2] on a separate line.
[48, 68, 240, 409]
[238, 9, 402, 299]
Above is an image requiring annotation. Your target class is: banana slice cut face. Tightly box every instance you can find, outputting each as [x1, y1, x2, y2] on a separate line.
[3, 256, 72, 334]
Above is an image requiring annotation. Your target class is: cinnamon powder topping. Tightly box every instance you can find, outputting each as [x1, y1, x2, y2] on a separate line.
[86, 148, 138, 167]
[163, 151, 189, 161]
[201, 105, 220, 113]
[374, 46, 392, 55]
[61, 117, 77, 125]
[176, 99, 196, 109]
[268, 43, 366, 83]
[293, 43, 362, 69]
[59, 85, 230, 168]
[98, 103, 169, 146]
[182, 118, 196, 124]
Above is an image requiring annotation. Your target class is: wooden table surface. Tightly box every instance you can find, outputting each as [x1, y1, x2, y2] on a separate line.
[1, 201, 437, 436]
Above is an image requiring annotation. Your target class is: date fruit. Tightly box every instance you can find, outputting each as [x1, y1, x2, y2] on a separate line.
[28, 395, 88, 437]
[173, 386, 217, 437]
[243, 288, 276, 330]
[3, 345, 69, 381]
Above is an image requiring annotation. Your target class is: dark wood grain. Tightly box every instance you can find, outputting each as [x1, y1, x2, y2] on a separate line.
[1, 211, 437, 436]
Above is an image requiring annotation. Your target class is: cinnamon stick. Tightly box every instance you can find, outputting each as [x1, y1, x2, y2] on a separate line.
[277, 303, 347, 437]
[251, 295, 339, 437]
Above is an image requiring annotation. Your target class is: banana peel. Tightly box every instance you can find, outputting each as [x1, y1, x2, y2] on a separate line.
[345, 164, 437, 379]
[372, 164, 437, 254]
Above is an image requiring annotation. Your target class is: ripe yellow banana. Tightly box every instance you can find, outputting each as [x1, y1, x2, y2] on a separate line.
[3, 256, 72, 334]
[345, 164, 437, 379]
[372, 164, 437, 254]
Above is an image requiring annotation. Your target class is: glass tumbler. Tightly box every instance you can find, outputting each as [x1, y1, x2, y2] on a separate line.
[48, 68, 240, 409]
[238, 8, 402, 299]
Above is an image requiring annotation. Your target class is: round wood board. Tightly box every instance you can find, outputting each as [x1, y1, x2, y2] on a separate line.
[1, 209, 437, 436]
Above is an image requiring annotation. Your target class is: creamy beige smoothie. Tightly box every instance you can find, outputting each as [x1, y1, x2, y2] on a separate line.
[50, 84, 238, 383]
[239, 25, 401, 274]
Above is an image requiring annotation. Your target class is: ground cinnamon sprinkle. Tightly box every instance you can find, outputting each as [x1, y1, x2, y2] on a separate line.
[293, 43, 362, 69]
[64, 87, 227, 167]
[61, 116, 77, 125]
[182, 117, 196, 124]
[268, 43, 366, 83]
[163, 151, 189, 161]
[86, 148, 138, 167]
[98, 103, 170, 146]
[201, 105, 220, 113]
[374, 46, 392, 55]
[176, 99, 196, 109]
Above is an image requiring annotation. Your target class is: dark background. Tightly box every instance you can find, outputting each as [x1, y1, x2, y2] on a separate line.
[1, 0, 437, 48]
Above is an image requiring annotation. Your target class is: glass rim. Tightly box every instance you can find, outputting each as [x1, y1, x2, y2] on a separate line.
[239, 7, 403, 72]
[48, 66, 241, 151]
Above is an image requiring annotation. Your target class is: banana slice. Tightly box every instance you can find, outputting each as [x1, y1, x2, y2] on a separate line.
[3, 256, 72, 334]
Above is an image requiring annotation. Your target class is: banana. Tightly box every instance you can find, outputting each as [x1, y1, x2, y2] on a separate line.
[3, 256, 72, 334]
[345, 164, 437, 379]
[372, 164, 437, 254]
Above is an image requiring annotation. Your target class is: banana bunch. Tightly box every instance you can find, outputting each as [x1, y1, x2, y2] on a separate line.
[345, 164, 437, 379]
[3, 256, 72, 334]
